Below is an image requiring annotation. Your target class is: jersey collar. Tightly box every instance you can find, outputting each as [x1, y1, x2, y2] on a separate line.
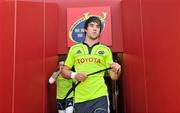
[83, 42, 100, 54]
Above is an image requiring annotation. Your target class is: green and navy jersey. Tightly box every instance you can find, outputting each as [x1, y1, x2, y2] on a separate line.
[65, 42, 113, 103]
[56, 75, 74, 99]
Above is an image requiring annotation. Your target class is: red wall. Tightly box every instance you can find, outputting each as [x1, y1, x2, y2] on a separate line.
[0, 0, 123, 112]
[0, 1, 58, 113]
[122, 0, 180, 112]
[0, 1, 14, 112]
[1, 0, 180, 113]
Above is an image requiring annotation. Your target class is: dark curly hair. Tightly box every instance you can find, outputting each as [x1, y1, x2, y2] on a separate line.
[84, 16, 102, 35]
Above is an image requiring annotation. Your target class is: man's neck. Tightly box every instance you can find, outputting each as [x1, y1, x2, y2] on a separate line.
[84, 36, 99, 47]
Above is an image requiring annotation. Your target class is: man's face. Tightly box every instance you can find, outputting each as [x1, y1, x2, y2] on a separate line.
[85, 22, 101, 40]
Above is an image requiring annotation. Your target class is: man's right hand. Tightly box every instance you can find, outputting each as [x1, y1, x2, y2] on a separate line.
[61, 65, 87, 81]
[75, 72, 87, 81]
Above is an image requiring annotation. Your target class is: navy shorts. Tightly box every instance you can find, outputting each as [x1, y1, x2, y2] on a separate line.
[75, 96, 110, 113]
[56, 97, 74, 110]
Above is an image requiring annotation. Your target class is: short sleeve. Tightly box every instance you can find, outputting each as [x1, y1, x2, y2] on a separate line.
[105, 47, 113, 68]
[65, 47, 75, 69]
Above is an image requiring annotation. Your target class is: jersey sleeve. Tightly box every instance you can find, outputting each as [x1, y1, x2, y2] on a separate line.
[105, 47, 113, 68]
[65, 47, 75, 69]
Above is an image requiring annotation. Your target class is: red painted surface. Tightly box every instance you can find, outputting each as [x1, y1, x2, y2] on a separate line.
[122, 0, 180, 113]
[0, 1, 14, 113]
[121, 0, 148, 112]
[1, 0, 180, 113]
[45, 3, 59, 113]
[0, 1, 58, 113]
[14, 1, 44, 112]
[142, 0, 180, 112]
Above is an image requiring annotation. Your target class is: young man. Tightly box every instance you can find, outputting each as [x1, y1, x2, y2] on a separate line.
[61, 16, 121, 113]
[49, 61, 74, 113]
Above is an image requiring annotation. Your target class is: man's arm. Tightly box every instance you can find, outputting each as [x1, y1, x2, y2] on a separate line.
[109, 62, 121, 80]
[61, 65, 87, 82]
[48, 71, 59, 84]
[61, 66, 72, 79]
[48, 61, 64, 84]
